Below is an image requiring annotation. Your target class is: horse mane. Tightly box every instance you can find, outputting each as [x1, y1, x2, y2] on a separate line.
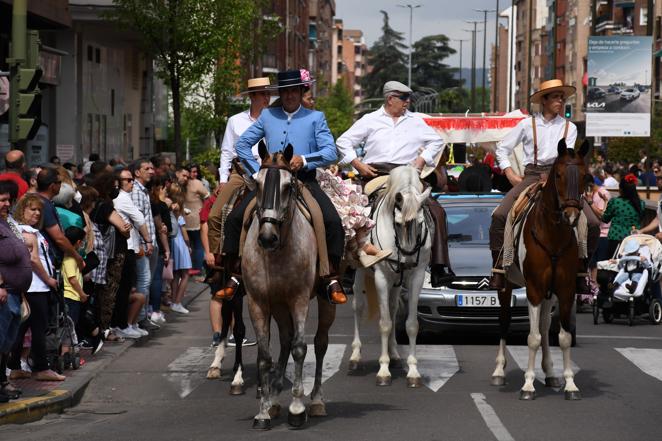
[383, 166, 426, 223]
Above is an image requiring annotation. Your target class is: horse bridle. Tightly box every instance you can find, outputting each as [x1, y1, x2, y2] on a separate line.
[256, 164, 298, 228]
[549, 159, 584, 227]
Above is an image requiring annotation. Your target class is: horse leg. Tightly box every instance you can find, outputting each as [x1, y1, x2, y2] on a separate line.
[270, 303, 293, 415]
[375, 270, 393, 386]
[207, 299, 232, 380]
[388, 287, 402, 367]
[558, 293, 581, 400]
[405, 271, 424, 388]
[230, 295, 246, 395]
[520, 300, 542, 400]
[310, 297, 336, 417]
[491, 284, 512, 386]
[540, 297, 561, 388]
[247, 297, 273, 430]
[288, 301, 309, 428]
[349, 270, 365, 372]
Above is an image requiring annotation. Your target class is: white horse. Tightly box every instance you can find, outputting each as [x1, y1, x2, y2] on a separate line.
[349, 166, 432, 387]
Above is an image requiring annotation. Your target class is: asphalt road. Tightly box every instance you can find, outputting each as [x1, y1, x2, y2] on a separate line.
[597, 91, 651, 113]
[3, 290, 662, 441]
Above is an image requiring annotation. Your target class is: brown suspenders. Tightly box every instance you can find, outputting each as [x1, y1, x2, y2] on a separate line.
[531, 116, 570, 167]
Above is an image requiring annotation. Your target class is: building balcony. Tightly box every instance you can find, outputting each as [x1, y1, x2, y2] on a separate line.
[595, 17, 616, 33]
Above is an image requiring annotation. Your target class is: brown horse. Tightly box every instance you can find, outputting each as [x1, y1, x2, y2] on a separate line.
[491, 138, 589, 400]
[242, 143, 336, 430]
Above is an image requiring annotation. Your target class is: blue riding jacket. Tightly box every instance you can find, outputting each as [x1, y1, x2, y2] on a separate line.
[235, 106, 337, 175]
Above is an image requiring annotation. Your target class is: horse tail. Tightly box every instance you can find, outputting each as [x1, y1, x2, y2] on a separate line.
[364, 272, 380, 321]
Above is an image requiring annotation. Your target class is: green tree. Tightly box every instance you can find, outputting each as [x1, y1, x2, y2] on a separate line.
[362, 11, 407, 98]
[318, 80, 355, 138]
[411, 35, 459, 91]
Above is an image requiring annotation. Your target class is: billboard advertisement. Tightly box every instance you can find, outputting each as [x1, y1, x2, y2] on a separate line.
[586, 36, 653, 137]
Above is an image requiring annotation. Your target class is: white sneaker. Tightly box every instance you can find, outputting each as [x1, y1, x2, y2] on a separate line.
[115, 326, 142, 339]
[151, 311, 166, 324]
[132, 324, 149, 336]
[171, 303, 189, 314]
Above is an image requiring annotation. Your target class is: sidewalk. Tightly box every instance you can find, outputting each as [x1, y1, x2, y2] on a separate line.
[0, 281, 209, 425]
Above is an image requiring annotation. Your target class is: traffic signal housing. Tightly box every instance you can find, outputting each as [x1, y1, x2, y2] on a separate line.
[564, 103, 572, 120]
[8, 30, 42, 145]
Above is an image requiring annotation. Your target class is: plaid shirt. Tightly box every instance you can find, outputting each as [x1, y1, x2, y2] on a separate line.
[90, 222, 108, 284]
[131, 179, 156, 244]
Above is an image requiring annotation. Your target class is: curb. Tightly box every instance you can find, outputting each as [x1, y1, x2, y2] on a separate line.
[0, 282, 209, 426]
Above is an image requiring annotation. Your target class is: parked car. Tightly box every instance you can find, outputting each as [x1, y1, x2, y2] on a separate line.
[620, 88, 640, 101]
[588, 87, 606, 100]
[396, 194, 529, 341]
[607, 86, 621, 94]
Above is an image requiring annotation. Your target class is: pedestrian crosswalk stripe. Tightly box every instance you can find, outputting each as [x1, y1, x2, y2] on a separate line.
[399, 345, 459, 392]
[508, 346, 579, 385]
[165, 347, 215, 398]
[285, 344, 346, 396]
[615, 347, 662, 382]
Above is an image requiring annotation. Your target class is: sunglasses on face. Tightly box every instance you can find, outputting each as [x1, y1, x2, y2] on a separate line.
[121, 178, 134, 183]
[393, 93, 411, 101]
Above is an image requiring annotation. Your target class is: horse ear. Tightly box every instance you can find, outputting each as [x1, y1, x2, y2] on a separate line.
[557, 138, 568, 157]
[283, 144, 294, 163]
[258, 140, 269, 161]
[578, 139, 590, 159]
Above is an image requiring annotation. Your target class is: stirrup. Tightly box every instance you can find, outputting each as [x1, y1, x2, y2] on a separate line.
[326, 280, 347, 305]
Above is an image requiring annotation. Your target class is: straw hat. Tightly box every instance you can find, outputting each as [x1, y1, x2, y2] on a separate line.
[530, 79, 576, 104]
[364, 175, 390, 197]
[240, 77, 271, 95]
[420, 150, 445, 180]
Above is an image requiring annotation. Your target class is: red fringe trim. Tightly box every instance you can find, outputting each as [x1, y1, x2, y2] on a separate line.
[423, 117, 525, 131]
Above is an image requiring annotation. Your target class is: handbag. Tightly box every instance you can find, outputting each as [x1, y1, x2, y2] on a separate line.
[82, 251, 100, 276]
[162, 258, 174, 281]
[20, 294, 31, 323]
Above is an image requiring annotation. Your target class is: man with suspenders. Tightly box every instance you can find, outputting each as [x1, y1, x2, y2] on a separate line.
[489, 79, 600, 291]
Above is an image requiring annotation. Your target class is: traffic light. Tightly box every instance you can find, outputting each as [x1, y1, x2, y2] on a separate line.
[564, 103, 572, 119]
[8, 30, 42, 145]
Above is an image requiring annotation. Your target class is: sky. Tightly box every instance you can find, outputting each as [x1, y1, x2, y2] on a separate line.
[334, 0, 506, 70]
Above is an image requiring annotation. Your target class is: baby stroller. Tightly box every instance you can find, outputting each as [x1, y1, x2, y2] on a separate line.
[45, 271, 81, 373]
[593, 234, 662, 326]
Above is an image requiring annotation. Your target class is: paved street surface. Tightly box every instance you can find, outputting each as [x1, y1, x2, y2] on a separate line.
[600, 90, 651, 113]
[2, 290, 662, 441]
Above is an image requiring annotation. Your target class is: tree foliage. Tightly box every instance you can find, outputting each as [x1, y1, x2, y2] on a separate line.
[411, 35, 459, 91]
[362, 11, 408, 98]
[317, 80, 355, 138]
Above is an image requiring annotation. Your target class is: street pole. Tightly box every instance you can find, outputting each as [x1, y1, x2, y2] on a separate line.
[452, 39, 469, 88]
[474, 8, 496, 112]
[465, 21, 482, 112]
[398, 4, 421, 88]
[494, 0, 500, 112]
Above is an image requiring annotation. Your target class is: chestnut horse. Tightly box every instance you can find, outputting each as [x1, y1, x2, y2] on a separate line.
[491, 139, 589, 400]
[242, 143, 336, 430]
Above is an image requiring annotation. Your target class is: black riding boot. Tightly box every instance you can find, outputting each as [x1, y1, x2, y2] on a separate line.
[489, 250, 505, 291]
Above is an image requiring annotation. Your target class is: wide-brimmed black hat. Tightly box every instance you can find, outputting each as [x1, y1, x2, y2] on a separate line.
[270, 69, 316, 89]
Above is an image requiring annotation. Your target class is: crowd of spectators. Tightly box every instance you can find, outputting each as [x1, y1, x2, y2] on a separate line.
[0, 150, 211, 402]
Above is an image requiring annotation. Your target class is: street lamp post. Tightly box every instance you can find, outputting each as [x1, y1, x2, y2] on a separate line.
[494, 0, 500, 112]
[452, 38, 469, 88]
[465, 21, 482, 112]
[474, 8, 496, 112]
[397, 3, 421, 88]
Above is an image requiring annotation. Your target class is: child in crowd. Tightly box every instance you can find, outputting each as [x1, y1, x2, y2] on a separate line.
[612, 237, 653, 299]
[61, 226, 88, 358]
[168, 188, 192, 314]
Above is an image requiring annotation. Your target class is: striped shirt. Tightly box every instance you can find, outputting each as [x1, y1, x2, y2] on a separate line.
[131, 180, 156, 244]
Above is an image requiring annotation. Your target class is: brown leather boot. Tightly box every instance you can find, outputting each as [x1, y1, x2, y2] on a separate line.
[488, 250, 505, 291]
[214, 255, 241, 301]
[326, 279, 347, 304]
[576, 258, 590, 294]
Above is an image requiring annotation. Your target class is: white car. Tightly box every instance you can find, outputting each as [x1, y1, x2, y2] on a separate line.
[620, 88, 640, 101]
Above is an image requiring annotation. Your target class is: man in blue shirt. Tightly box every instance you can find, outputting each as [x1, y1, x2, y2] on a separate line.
[216, 70, 347, 304]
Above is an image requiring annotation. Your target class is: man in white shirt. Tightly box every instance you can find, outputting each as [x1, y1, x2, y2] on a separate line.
[336, 80, 454, 286]
[489, 79, 600, 291]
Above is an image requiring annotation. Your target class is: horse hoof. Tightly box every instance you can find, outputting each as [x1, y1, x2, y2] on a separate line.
[309, 402, 327, 417]
[565, 390, 582, 401]
[287, 411, 307, 429]
[545, 377, 562, 388]
[491, 376, 506, 386]
[206, 367, 221, 379]
[229, 384, 244, 395]
[407, 377, 422, 388]
[269, 404, 281, 418]
[376, 375, 392, 387]
[519, 390, 536, 400]
[256, 387, 262, 399]
[253, 418, 271, 431]
[348, 360, 361, 373]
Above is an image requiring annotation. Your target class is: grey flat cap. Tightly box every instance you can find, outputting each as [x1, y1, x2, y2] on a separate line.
[383, 81, 412, 95]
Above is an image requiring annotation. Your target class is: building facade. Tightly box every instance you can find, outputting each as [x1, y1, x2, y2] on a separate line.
[308, 0, 335, 96]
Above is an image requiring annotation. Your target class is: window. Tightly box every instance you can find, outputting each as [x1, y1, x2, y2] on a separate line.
[87, 45, 93, 62]
[95, 48, 101, 64]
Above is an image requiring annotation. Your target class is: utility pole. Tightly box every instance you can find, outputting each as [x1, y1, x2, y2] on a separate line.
[526, 0, 534, 114]
[397, 4, 422, 88]
[494, 0, 500, 112]
[474, 8, 496, 112]
[452, 38, 469, 88]
[465, 21, 482, 112]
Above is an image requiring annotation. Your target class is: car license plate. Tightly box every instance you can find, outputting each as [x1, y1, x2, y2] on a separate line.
[456, 294, 499, 307]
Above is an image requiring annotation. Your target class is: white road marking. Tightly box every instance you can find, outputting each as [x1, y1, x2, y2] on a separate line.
[164, 347, 216, 398]
[285, 344, 346, 396]
[398, 345, 459, 392]
[508, 346, 579, 385]
[471, 393, 516, 441]
[579, 335, 662, 341]
[615, 347, 662, 382]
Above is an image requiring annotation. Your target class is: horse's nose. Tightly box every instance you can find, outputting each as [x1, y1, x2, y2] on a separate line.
[258, 233, 279, 250]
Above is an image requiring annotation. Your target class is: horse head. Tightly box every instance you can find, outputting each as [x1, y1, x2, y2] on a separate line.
[551, 138, 589, 227]
[384, 166, 431, 250]
[254, 141, 297, 251]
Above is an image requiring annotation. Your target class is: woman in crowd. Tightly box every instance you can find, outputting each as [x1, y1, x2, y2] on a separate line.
[8, 194, 65, 381]
[182, 164, 209, 281]
[601, 173, 645, 258]
[584, 174, 611, 283]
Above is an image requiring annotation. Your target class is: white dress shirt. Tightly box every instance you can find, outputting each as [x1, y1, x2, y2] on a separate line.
[336, 106, 446, 166]
[219, 110, 261, 183]
[496, 113, 577, 171]
[113, 189, 146, 253]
